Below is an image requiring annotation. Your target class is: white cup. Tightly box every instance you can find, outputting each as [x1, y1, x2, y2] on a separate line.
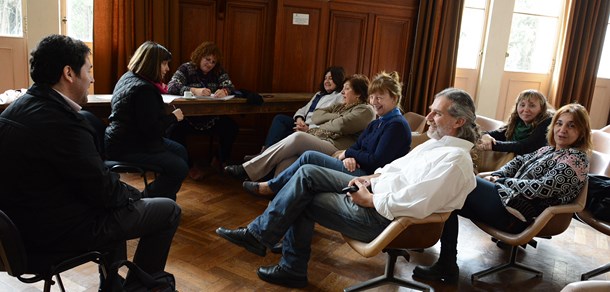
[183, 91, 194, 98]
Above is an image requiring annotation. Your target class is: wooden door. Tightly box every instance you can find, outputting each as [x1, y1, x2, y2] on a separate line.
[178, 0, 274, 92]
[0, 0, 28, 92]
[272, 0, 418, 92]
[178, 0, 217, 66]
[0, 36, 28, 92]
[222, 0, 275, 92]
[327, 1, 417, 78]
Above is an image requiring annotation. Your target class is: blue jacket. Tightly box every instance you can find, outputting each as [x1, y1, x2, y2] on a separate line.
[345, 108, 412, 173]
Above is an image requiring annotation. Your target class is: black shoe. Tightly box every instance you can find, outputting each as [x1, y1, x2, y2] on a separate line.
[412, 261, 459, 283]
[257, 265, 308, 288]
[242, 181, 261, 196]
[242, 181, 275, 199]
[215, 227, 266, 257]
[224, 165, 249, 180]
[270, 242, 282, 254]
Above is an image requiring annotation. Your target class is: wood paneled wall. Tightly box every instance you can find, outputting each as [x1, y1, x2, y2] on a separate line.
[177, 0, 419, 93]
[176, 0, 419, 161]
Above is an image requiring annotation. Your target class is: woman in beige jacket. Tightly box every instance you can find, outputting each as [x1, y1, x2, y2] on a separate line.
[225, 74, 375, 181]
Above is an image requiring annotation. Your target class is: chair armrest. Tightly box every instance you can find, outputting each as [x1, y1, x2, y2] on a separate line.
[473, 181, 587, 246]
[343, 212, 451, 258]
[577, 210, 610, 235]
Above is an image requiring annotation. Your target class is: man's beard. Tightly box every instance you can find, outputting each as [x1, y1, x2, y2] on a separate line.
[427, 126, 442, 140]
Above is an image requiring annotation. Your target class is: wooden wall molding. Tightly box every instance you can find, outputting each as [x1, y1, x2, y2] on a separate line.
[178, 0, 418, 92]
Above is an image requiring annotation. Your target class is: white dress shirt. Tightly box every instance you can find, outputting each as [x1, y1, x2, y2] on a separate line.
[371, 135, 476, 220]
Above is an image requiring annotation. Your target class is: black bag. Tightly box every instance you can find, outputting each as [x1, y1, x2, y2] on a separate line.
[102, 260, 176, 292]
[586, 174, 610, 222]
[234, 89, 264, 105]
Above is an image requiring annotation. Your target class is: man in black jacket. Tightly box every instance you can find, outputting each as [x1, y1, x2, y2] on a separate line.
[0, 34, 181, 285]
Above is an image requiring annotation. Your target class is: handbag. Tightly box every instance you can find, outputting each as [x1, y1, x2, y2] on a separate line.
[102, 260, 176, 292]
[586, 174, 610, 222]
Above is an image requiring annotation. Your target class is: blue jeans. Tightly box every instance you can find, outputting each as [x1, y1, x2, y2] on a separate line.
[247, 165, 391, 277]
[118, 138, 188, 201]
[264, 114, 295, 147]
[267, 150, 369, 193]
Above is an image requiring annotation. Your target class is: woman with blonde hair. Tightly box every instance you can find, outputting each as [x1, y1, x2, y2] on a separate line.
[242, 71, 412, 197]
[479, 89, 554, 155]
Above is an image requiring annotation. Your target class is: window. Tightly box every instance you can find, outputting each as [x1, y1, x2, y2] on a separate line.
[65, 0, 93, 42]
[504, 0, 563, 73]
[0, 0, 23, 37]
[597, 14, 610, 78]
[456, 0, 487, 69]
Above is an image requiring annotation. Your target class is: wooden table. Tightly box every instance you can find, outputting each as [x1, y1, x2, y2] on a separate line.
[84, 93, 312, 117]
[1, 93, 313, 117]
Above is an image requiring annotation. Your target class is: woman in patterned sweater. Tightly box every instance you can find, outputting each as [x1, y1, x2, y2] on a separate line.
[414, 103, 592, 283]
[167, 41, 238, 178]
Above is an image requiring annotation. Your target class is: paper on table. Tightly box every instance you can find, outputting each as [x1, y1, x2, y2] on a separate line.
[182, 91, 235, 101]
[192, 95, 235, 101]
[162, 94, 181, 103]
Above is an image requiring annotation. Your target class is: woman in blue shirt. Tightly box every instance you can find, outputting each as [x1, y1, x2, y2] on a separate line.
[243, 71, 412, 197]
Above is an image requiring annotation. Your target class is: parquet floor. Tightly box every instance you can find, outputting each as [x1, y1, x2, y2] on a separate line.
[2, 168, 609, 291]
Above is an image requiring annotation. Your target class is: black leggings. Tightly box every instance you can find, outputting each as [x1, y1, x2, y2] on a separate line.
[441, 177, 529, 247]
[166, 115, 238, 164]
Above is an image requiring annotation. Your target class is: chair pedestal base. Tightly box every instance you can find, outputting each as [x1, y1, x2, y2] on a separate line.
[471, 245, 543, 281]
[344, 249, 432, 292]
[581, 263, 610, 280]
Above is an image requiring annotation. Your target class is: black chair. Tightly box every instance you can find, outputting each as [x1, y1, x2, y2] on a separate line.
[79, 110, 162, 193]
[0, 210, 107, 292]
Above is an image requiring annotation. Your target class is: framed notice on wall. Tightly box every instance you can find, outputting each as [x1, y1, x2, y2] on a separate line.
[292, 13, 309, 25]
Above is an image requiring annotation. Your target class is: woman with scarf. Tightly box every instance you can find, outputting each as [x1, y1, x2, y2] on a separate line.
[105, 41, 188, 201]
[478, 89, 554, 155]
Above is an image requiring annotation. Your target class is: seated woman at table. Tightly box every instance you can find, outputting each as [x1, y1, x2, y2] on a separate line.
[105, 41, 188, 201]
[225, 74, 376, 181]
[478, 89, 554, 155]
[167, 41, 238, 178]
[243, 71, 412, 196]
[413, 103, 592, 283]
[243, 66, 345, 161]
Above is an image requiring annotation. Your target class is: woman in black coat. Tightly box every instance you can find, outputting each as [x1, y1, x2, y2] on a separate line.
[105, 41, 188, 201]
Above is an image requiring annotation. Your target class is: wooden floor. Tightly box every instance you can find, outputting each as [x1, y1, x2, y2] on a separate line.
[2, 168, 610, 291]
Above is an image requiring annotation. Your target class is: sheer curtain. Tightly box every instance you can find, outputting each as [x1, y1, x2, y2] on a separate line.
[92, 0, 179, 94]
[404, 0, 464, 116]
